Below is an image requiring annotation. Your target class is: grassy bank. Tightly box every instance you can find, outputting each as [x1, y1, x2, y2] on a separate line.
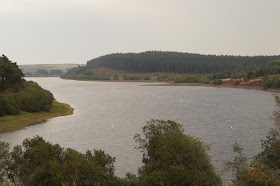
[0, 100, 74, 133]
[142, 82, 203, 86]
[164, 82, 203, 86]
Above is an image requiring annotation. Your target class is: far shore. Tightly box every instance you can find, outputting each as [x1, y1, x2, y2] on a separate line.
[62, 77, 280, 92]
[203, 84, 280, 92]
[0, 100, 74, 133]
[141, 82, 280, 92]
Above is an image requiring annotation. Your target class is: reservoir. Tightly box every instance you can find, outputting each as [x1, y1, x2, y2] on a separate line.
[0, 77, 278, 181]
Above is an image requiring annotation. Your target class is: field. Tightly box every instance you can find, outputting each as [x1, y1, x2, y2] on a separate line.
[0, 100, 74, 133]
[19, 64, 85, 74]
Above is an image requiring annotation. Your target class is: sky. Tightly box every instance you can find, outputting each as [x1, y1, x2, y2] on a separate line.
[0, 0, 279, 65]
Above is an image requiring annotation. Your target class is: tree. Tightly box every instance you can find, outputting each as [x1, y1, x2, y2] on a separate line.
[0, 142, 9, 184]
[0, 55, 24, 91]
[225, 143, 280, 185]
[0, 136, 118, 185]
[257, 96, 280, 173]
[123, 74, 127, 80]
[37, 69, 49, 76]
[226, 96, 280, 185]
[134, 119, 221, 185]
[113, 74, 119, 80]
[50, 69, 62, 76]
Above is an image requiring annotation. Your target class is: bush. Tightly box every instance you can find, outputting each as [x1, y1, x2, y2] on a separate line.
[234, 80, 240, 85]
[128, 76, 141, 80]
[272, 78, 280, 88]
[211, 79, 223, 85]
[0, 81, 54, 116]
[135, 120, 221, 185]
[0, 136, 118, 185]
[0, 95, 7, 116]
[263, 79, 273, 89]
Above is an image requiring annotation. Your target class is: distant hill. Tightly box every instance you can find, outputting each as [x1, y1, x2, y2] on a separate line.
[19, 64, 85, 77]
[86, 51, 280, 74]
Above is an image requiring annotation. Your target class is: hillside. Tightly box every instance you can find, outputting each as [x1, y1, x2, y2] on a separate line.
[86, 51, 280, 74]
[62, 51, 280, 82]
[19, 64, 84, 77]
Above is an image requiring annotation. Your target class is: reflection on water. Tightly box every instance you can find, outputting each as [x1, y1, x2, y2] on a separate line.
[0, 77, 278, 181]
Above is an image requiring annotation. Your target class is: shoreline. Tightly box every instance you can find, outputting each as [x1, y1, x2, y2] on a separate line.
[202, 84, 280, 92]
[0, 100, 74, 133]
[142, 82, 280, 92]
[62, 77, 280, 92]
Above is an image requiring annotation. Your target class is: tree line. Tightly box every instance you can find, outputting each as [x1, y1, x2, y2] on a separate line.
[0, 81, 54, 116]
[0, 55, 54, 116]
[86, 51, 280, 74]
[24, 69, 63, 77]
[213, 60, 280, 88]
[0, 55, 24, 92]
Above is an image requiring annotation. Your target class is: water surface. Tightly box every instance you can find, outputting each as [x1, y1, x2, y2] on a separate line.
[0, 77, 277, 181]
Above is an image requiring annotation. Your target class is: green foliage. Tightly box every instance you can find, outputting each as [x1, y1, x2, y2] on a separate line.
[263, 79, 273, 88]
[63, 52, 280, 81]
[0, 136, 118, 185]
[113, 74, 119, 80]
[213, 60, 280, 88]
[127, 76, 141, 80]
[119, 173, 139, 186]
[0, 142, 9, 183]
[226, 143, 280, 185]
[226, 96, 280, 185]
[143, 76, 151, 80]
[234, 80, 240, 85]
[37, 68, 49, 75]
[0, 95, 6, 116]
[211, 79, 223, 85]
[134, 119, 221, 185]
[123, 74, 127, 80]
[61, 67, 111, 80]
[0, 81, 54, 116]
[257, 96, 280, 173]
[225, 143, 248, 184]
[5, 93, 20, 115]
[261, 76, 280, 89]
[17, 81, 54, 112]
[153, 74, 212, 83]
[86, 51, 279, 74]
[50, 69, 62, 76]
[0, 55, 24, 92]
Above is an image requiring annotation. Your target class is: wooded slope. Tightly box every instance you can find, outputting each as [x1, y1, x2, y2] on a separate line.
[86, 51, 280, 74]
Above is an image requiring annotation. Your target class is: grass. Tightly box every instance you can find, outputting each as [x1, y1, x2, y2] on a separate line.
[0, 100, 74, 133]
[163, 82, 203, 86]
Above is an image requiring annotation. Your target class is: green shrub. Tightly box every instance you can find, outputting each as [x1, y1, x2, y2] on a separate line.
[0, 81, 54, 117]
[234, 80, 240, 85]
[263, 80, 273, 89]
[211, 79, 223, 85]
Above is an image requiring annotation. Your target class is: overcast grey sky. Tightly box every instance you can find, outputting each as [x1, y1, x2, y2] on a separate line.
[0, 0, 279, 65]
